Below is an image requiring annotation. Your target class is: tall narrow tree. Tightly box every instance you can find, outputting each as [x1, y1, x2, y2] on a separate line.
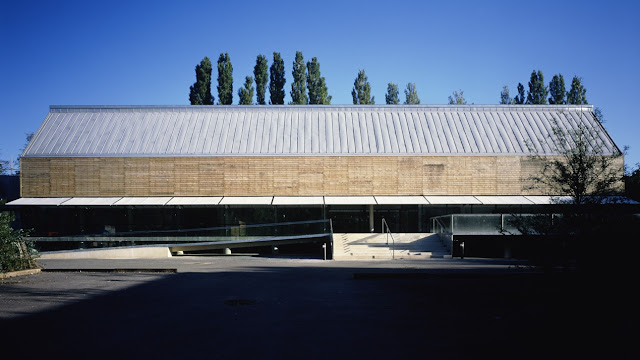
[513, 83, 526, 104]
[254, 55, 268, 105]
[189, 57, 214, 105]
[238, 76, 254, 105]
[500, 85, 510, 104]
[290, 51, 308, 105]
[526, 70, 548, 104]
[405, 83, 421, 104]
[217, 53, 233, 105]
[567, 76, 588, 104]
[385, 82, 400, 104]
[269, 52, 286, 105]
[351, 70, 374, 104]
[448, 89, 466, 105]
[306, 57, 331, 104]
[548, 74, 566, 104]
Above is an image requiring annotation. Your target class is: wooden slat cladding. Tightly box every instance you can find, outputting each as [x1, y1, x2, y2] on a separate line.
[21, 156, 554, 197]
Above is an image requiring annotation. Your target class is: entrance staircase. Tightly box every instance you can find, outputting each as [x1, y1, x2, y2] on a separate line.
[333, 233, 450, 260]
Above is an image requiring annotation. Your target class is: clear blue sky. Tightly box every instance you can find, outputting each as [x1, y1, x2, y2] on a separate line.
[1, 0, 639, 168]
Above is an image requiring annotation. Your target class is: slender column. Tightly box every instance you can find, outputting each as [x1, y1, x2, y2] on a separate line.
[369, 204, 374, 232]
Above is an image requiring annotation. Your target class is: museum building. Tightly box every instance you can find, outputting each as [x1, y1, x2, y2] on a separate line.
[7, 104, 623, 245]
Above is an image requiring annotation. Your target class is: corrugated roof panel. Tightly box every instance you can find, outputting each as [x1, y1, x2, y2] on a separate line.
[482, 112, 506, 153]
[318, 111, 327, 153]
[23, 105, 619, 158]
[494, 112, 517, 153]
[424, 112, 443, 152]
[304, 110, 312, 154]
[311, 111, 320, 153]
[466, 112, 486, 153]
[438, 112, 457, 152]
[352, 112, 363, 153]
[372, 111, 385, 153]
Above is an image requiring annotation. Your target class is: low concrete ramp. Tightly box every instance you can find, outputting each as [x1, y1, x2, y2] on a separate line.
[38, 246, 172, 260]
[333, 233, 450, 260]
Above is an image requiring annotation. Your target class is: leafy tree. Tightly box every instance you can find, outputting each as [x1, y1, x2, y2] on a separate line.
[513, 83, 526, 104]
[0, 158, 7, 175]
[238, 76, 255, 105]
[500, 85, 510, 104]
[290, 51, 308, 105]
[269, 52, 286, 105]
[217, 53, 234, 105]
[526, 120, 623, 203]
[448, 89, 466, 105]
[625, 163, 640, 202]
[189, 57, 214, 105]
[508, 116, 625, 271]
[526, 70, 548, 104]
[385, 82, 400, 104]
[306, 57, 331, 104]
[548, 74, 566, 104]
[567, 76, 588, 104]
[351, 70, 375, 104]
[254, 55, 268, 105]
[0, 210, 36, 272]
[404, 83, 421, 105]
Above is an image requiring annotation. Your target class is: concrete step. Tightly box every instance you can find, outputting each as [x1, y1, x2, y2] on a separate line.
[333, 233, 451, 260]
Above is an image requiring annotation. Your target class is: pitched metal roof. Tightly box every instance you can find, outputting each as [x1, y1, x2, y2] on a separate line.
[22, 105, 619, 157]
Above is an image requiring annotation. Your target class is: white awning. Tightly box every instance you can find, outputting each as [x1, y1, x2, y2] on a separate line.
[219, 196, 274, 205]
[523, 196, 573, 204]
[423, 196, 482, 205]
[166, 197, 223, 206]
[272, 196, 324, 205]
[113, 197, 172, 206]
[60, 197, 122, 206]
[374, 196, 429, 205]
[475, 196, 534, 205]
[6, 197, 71, 206]
[324, 196, 377, 205]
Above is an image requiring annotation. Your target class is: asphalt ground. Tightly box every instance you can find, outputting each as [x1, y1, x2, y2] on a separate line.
[0, 256, 633, 359]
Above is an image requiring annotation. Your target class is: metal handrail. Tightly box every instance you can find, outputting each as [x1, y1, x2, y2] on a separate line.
[381, 218, 396, 260]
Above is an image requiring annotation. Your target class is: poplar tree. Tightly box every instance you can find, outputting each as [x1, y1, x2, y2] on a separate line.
[500, 85, 510, 104]
[290, 51, 308, 105]
[217, 53, 233, 105]
[269, 52, 286, 105]
[385, 82, 400, 104]
[447, 89, 466, 105]
[405, 83, 421, 104]
[238, 76, 254, 105]
[567, 76, 588, 104]
[548, 74, 566, 104]
[513, 83, 526, 104]
[351, 70, 374, 104]
[189, 57, 214, 105]
[306, 57, 331, 104]
[526, 70, 548, 105]
[254, 55, 268, 105]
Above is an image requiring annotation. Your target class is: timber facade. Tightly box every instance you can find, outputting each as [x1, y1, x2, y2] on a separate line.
[21, 155, 544, 197]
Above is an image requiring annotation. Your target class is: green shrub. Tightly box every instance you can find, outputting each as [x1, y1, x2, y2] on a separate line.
[0, 210, 37, 272]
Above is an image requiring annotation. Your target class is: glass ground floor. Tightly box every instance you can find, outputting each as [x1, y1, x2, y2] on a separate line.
[13, 203, 557, 237]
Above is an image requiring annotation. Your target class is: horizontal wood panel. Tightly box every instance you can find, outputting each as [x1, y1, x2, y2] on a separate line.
[21, 156, 558, 197]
